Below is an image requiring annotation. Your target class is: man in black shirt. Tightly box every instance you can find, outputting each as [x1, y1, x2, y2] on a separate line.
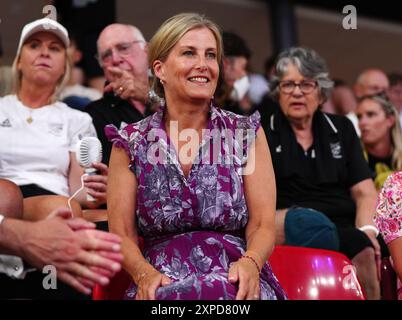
[84, 24, 158, 232]
[85, 23, 152, 165]
[86, 91, 146, 165]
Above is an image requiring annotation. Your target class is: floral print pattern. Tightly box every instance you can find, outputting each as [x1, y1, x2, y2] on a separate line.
[375, 171, 402, 244]
[105, 102, 286, 300]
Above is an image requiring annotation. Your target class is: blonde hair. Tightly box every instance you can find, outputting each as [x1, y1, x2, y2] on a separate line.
[11, 38, 71, 104]
[148, 12, 222, 98]
[360, 95, 402, 170]
[0, 66, 13, 97]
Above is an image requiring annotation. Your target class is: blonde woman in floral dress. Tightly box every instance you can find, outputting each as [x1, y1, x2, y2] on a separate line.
[375, 171, 402, 298]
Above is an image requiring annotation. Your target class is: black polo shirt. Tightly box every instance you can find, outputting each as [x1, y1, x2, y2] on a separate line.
[85, 92, 146, 165]
[367, 152, 392, 179]
[263, 109, 372, 227]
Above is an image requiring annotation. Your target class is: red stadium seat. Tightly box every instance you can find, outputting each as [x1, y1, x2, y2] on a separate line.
[92, 269, 130, 300]
[92, 236, 146, 300]
[380, 257, 398, 300]
[268, 245, 366, 300]
[93, 244, 366, 300]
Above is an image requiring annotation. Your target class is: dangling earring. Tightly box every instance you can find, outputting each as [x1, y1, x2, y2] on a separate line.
[160, 79, 165, 85]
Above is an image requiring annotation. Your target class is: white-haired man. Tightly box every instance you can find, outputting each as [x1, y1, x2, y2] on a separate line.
[85, 24, 153, 166]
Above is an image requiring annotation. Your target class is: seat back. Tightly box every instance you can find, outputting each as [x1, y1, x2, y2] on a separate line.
[92, 269, 131, 300]
[93, 245, 366, 300]
[268, 245, 365, 300]
[93, 238, 144, 300]
[380, 257, 398, 300]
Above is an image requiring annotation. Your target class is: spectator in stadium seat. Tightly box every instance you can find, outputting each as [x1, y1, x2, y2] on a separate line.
[60, 34, 102, 111]
[263, 47, 383, 299]
[85, 23, 154, 166]
[0, 18, 108, 221]
[216, 31, 253, 115]
[106, 13, 286, 300]
[356, 94, 402, 190]
[354, 68, 389, 98]
[387, 73, 402, 127]
[375, 172, 402, 283]
[328, 79, 360, 136]
[0, 178, 123, 299]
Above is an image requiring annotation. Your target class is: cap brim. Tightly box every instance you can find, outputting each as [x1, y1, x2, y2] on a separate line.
[22, 25, 69, 48]
[17, 18, 70, 56]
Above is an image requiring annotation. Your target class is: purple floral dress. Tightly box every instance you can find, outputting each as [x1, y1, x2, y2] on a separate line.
[105, 103, 286, 300]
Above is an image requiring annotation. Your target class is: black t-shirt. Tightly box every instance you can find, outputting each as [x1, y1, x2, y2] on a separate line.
[367, 152, 392, 178]
[263, 109, 372, 227]
[256, 93, 280, 131]
[85, 92, 145, 165]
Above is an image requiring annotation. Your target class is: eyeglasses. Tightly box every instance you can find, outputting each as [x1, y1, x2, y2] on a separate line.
[279, 80, 318, 94]
[96, 40, 145, 65]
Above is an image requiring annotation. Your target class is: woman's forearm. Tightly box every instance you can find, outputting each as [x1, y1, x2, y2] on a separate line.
[119, 235, 156, 283]
[355, 194, 377, 228]
[0, 218, 25, 256]
[351, 179, 378, 228]
[245, 225, 275, 269]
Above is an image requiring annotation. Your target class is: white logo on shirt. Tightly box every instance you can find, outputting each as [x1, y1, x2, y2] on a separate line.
[48, 123, 64, 136]
[330, 142, 342, 159]
[0, 119, 11, 127]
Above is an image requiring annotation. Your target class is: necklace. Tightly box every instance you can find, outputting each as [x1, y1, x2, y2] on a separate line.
[26, 111, 33, 124]
[26, 107, 35, 124]
[17, 93, 51, 124]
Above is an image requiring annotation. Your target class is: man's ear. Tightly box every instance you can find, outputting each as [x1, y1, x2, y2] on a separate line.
[143, 42, 149, 54]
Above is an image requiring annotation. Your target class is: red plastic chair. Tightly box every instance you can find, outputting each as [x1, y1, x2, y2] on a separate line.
[93, 238, 144, 300]
[93, 269, 131, 300]
[93, 245, 366, 300]
[380, 257, 398, 300]
[268, 245, 366, 300]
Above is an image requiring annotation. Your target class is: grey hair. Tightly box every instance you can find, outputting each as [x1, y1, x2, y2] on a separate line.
[96, 24, 146, 66]
[270, 47, 333, 102]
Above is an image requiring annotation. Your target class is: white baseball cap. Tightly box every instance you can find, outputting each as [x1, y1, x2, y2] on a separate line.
[16, 18, 70, 56]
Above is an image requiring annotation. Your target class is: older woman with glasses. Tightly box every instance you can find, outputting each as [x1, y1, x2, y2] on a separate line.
[262, 47, 382, 299]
